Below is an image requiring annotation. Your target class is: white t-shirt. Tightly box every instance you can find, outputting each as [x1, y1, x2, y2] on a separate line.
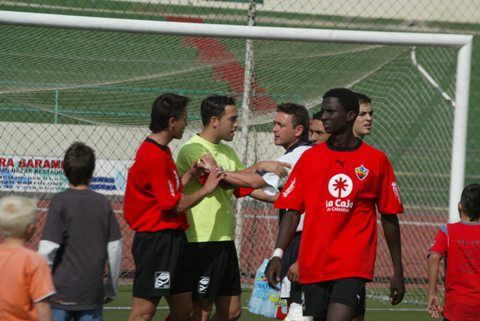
[262, 145, 311, 196]
[261, 144, 311, 232]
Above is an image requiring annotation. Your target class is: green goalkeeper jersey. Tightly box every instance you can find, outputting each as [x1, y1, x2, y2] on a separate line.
[176, 134, 244, 242]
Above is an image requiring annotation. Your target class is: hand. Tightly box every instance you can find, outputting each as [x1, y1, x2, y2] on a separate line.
[257, 161, 291, 177]
[199, 152, 218, 172]
[286, 260, 299, 282]
[186, 160, 203, 180]
[265, 257, 282, 290]
[427, 293, 442, 319]
[203, 166, 225, 194]
[389, 274, 405, 305]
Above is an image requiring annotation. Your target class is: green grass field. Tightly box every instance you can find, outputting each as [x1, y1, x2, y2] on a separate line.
[103, 285, 433, 321]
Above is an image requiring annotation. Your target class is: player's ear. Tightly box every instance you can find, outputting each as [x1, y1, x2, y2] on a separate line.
[211, 116, 219, 129]
[168, 116, 176, 128]
[294, 125, 304, 138]
[346, 110, 358, 122]
[458, 202, 463, 214]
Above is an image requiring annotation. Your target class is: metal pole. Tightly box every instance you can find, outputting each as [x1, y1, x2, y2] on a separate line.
[448, 40, 472, 222]
[54, 89, 60, 124]
[234, 0, 256, 258]
[0, 11, 471, 47]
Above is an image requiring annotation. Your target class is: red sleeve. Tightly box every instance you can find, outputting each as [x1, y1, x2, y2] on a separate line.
[234, 187, 254, 198]
[428, 225, 448, 257]
[274, 157, 305, 212]
[377, 155, 404, 215]
[149, 156, 182, 210]
[196, 176, 253, 198]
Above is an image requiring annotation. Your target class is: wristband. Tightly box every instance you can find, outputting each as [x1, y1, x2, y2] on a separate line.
[271, 248, 284, 259]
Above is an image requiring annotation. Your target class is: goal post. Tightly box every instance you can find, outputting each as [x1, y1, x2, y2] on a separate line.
[0, 10, 472, 221]
[0, 10, 473, 303]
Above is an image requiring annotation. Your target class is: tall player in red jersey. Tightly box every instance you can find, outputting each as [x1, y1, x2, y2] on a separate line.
[266, 88, 405, 321]
[428, 183, 480, 321]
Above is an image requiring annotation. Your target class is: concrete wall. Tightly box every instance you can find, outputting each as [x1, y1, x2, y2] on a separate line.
[116, 0, 480, 24]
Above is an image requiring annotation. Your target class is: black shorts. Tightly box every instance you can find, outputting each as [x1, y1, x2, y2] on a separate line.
[188, 240, 241, 301]
[302, 278, 366, 318]
[281, 232, 302, 303]
[132, 229, 192, 298]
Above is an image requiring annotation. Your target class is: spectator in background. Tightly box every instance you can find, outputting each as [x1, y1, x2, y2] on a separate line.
[0, 195, 55, 321]
[39, 142, 123, 321]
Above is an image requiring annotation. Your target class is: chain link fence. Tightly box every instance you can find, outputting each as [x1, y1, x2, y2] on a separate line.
[0, 0, 479, 305]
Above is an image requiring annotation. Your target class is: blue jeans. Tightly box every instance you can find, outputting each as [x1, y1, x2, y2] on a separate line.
[52, 307, 103, 321]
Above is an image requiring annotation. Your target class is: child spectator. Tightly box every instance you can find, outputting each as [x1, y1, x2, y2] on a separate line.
[39, 142, 122, 321]
[427, 183, 480, 321]
[0, 195, 55, 321]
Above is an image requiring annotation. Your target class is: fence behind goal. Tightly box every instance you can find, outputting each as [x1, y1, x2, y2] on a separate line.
[0, 8, 475, 305]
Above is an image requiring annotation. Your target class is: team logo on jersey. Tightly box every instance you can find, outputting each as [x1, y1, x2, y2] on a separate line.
[154, 272, 170, 289]
[328, 174, 353, 198]
[198, 276, 210, 294]
[355, 165, 369, 181]
[336, 159, 346, 167]
[391, 181, 402, 204]
[325, 174, 354, 213]
[282, 178, 296, 198]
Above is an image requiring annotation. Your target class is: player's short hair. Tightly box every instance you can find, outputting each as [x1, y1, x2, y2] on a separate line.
[312, 111, 322, 120]
[63, 142, 95, 186]
[150, 93, 189, 133]
[201, 95, 236, 126]
[277, 103, 310, 141]
[460, 183, 480, 221]
[323, 88, 359, 115]
[0, 196, 37, 238]
[355, 92, 372, 105]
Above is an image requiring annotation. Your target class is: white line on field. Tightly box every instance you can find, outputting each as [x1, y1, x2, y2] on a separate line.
[104, 306, 425, 312]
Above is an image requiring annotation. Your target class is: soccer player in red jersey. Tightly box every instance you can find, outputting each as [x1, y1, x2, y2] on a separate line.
[124, 93, 223, 321]
[427, 183, 480, 321]
[353, 92, 373, 139]
[266, 88, 405, 321]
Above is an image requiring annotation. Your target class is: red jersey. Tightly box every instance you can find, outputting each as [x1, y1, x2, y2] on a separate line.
[429, 222, 480, 321]
[275, 140, 403, 284]
[124, 138, 188, 232]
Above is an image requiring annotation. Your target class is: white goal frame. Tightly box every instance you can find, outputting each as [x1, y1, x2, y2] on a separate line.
[0, 10, 473, 222]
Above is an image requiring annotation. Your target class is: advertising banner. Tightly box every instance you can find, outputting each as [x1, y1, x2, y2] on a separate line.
[0, 155, 131, 195]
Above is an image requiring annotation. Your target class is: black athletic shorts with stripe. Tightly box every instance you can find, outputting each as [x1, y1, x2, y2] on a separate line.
[132, 229, 193, 298]
[188, 240, 241, 301]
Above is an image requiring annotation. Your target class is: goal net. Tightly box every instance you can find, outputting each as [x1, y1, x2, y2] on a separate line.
[0, 11, 472, 304]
